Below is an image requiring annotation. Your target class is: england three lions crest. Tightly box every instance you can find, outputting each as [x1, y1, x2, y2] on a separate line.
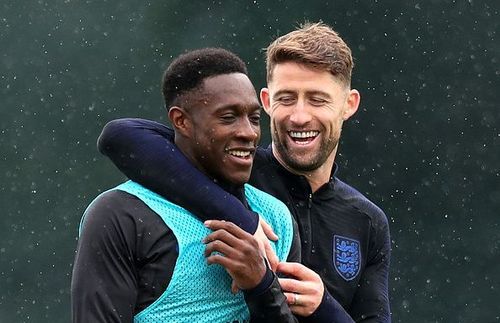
[333, 235, 361, 281]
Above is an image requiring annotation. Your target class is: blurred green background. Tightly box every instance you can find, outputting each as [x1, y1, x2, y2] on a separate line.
[1, 0, 498, 322]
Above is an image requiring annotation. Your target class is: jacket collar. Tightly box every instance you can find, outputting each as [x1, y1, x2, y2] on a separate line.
[267, 146, 338, 201]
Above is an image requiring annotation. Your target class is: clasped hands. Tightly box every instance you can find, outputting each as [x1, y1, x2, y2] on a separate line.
[203, 218, 324, 317]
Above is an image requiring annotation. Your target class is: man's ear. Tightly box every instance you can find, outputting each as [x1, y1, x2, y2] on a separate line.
[260, 87, 272, 116]
[168, 106, 192, 138]
[342, 89, 361, 121]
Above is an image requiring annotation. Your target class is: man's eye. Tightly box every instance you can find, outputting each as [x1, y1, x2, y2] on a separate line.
[220, 115, 236, 122]
[249, 113, 261, 124]
[277, 96, 295, 105]
[310, 98, 327, 106]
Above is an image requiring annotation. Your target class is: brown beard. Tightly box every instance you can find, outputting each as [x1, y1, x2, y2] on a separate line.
[273, 132, 339, 172]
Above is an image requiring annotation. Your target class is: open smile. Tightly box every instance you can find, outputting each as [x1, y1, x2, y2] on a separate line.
[224, 147, 255, 165]
[226, 149, 252, 158]
[288, 130, 319, 145]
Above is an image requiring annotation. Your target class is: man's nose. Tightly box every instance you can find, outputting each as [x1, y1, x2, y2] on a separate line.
[289, 100, 312, 125]
[236, 117, 259, 140]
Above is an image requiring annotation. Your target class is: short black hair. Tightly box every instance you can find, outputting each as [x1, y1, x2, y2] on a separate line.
[162, 48, 248, 108]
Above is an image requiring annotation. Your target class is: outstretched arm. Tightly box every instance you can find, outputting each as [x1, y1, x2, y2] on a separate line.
[97, 118, 259, 233]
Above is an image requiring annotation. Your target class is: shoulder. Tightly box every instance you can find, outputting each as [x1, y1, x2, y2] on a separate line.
[333, 178, 391, 263]
[82, 189, 144, 223]
[84, 189, 141, 213]
[80, 188, 167, 239]
[333, 177, 389, 231]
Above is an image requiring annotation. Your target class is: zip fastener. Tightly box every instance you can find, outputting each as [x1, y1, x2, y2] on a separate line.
[302, 193, 313, 265]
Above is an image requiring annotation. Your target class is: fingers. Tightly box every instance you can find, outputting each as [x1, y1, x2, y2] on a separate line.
[204, 238, 238, 259]
[204, 227, 257, 263]
[278, 276, 321, 297]
[280, 278, 323, 316]
[283, 292, 317, 317]
[283, 292, 297, 307]
[276, 262, 320, 281]
[277, 262, 324, 317]
[204, 220, 252, 240]
[204, 221, 257, 251]
[260, 218, 279, 241]
[204, 220, 267, 290]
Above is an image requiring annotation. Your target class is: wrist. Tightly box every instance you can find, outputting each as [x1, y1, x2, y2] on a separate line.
[243, 264, 274, 297]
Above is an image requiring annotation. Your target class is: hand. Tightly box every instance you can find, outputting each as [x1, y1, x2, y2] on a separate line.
[204, 220, 267, 291]
[277, 262, 324, 317]
[254, 217, 279, 271]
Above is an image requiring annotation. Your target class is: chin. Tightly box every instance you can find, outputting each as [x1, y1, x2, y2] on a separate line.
[229, 175, 251, 187]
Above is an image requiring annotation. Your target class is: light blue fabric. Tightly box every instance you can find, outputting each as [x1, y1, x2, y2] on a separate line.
[102, 180, 295, 323]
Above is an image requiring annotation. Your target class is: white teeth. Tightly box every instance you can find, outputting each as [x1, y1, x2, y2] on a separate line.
[289, 131, 319, 138]
[227, 150, 251, 157]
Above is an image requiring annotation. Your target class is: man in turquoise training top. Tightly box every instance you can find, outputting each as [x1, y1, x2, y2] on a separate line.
[71, 48, 300, 322]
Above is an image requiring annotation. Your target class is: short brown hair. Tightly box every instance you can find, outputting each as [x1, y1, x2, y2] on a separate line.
[265, 22, 354, 86]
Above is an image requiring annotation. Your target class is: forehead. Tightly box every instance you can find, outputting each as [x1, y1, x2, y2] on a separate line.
[197, 73, 259, 108]
[269, 62, 347, 93]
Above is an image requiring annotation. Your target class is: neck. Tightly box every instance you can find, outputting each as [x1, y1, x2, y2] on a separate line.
[175, 138, 246, 201]
[272, 145, 337, 193]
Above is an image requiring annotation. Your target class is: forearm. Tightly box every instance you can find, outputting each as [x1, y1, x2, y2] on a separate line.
[98, 118, 258, 232]
[349, 218, 391, 322]
[348, 263, 391, 321]
[301, 288, 354, 323]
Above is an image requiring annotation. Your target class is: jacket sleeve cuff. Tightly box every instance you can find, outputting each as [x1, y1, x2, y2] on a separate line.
[243, 265, 275, 297]
[243, 268, 296, 323]
[302, 288, 354, 323]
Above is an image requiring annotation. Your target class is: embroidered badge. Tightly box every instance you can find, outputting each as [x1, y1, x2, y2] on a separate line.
[333, 235, 361, 281]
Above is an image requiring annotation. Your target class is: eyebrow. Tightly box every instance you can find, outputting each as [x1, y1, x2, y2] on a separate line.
[214, 103, 261, 114]
[272, 90, 295, 98]
[273, 89, 333, 99]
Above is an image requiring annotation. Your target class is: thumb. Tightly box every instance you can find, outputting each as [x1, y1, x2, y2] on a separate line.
[261, 218, 279, 241]
[265, 241, 279, 272]
[231, 280, 240, 294]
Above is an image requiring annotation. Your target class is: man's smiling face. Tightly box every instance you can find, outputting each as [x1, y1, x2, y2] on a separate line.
[261, 62, 358, 172]
[185, 73, 261, 186]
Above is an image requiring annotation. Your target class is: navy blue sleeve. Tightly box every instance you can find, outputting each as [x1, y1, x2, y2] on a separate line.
[244, 268, 299, 323]
[301, 289, 354, 323]
[348, 210, 391, 322]
[97, 118, 259, 233]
